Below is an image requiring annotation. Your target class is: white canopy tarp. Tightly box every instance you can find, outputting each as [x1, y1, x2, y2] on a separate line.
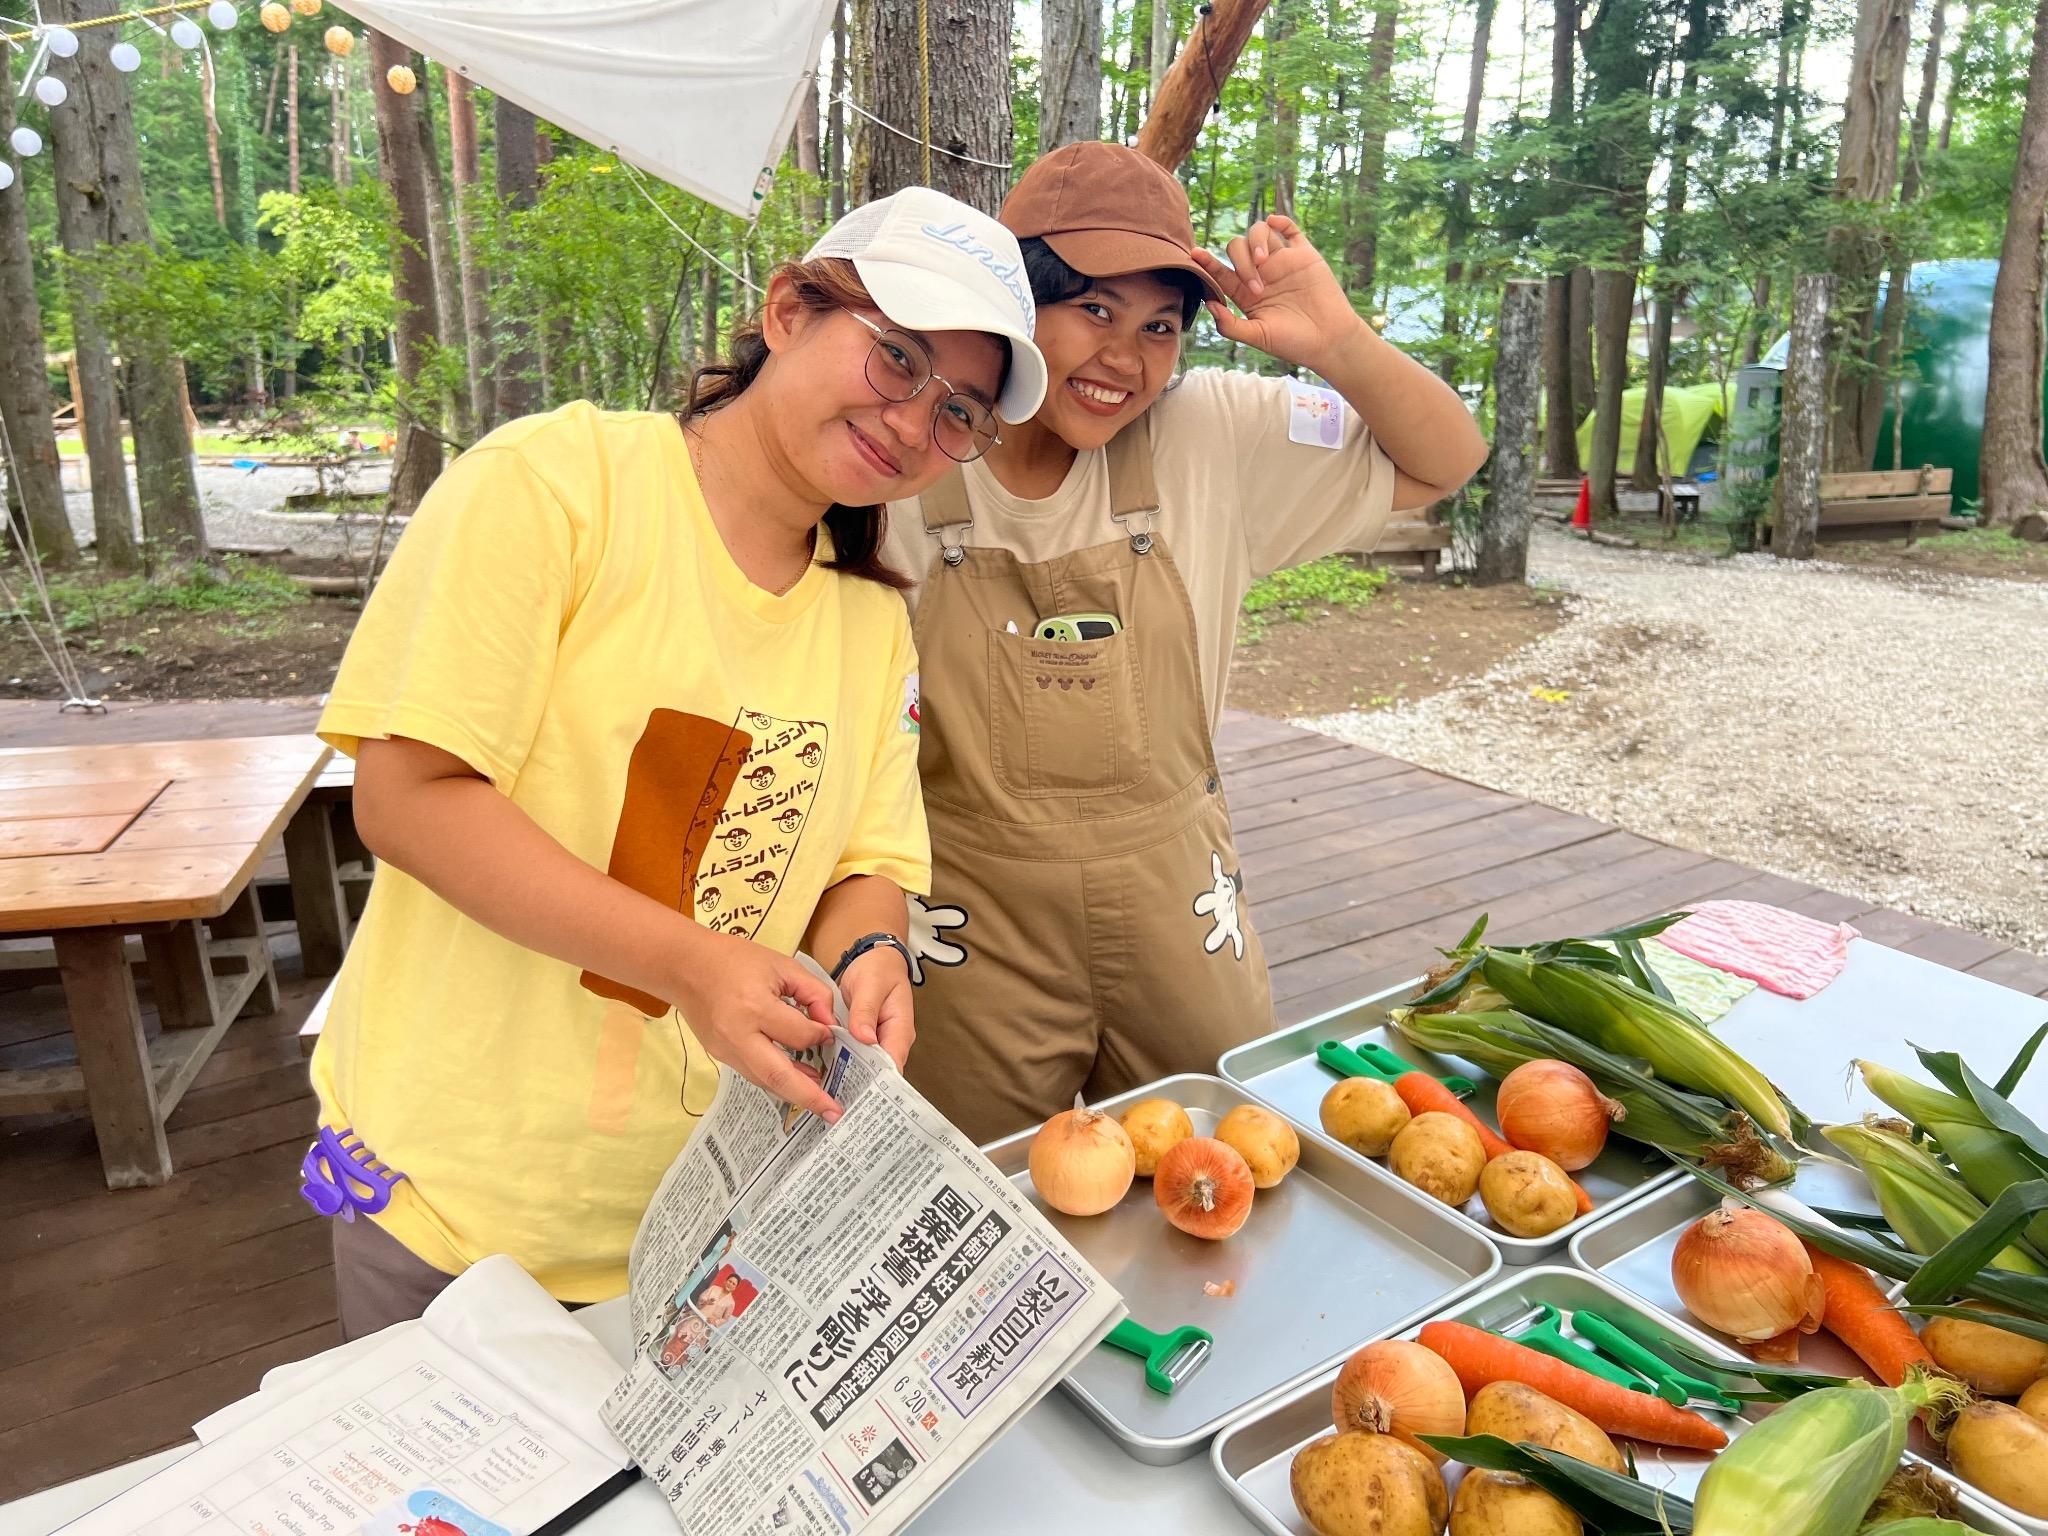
[331, 0, 836, 219]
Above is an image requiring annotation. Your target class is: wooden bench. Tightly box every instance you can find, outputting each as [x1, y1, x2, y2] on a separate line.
[1764, 465, 1953, 547]
[1354, 516, 1452, 578]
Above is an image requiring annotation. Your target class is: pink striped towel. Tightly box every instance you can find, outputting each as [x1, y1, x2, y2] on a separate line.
[1657, 900, 1859, 1000]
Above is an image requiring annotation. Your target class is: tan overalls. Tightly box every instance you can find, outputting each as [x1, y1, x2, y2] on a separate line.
[902, 419, 1276, 1145]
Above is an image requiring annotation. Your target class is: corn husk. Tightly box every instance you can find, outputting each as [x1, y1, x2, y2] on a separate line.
[1859, 1060, 2048, 1256]
[1822, 1120, 2048, 1274]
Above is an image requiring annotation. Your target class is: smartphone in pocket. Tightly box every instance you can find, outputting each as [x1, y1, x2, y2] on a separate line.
[1034, 612, 1123, 643]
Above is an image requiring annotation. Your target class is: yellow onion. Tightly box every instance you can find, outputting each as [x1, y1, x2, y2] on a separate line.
[1029, 1095, 1135, 1216]
[1672, 1200, 1824, 1345]
[1330, 1339, 1466, 1464]
[1495, 1058, 1623, 1171]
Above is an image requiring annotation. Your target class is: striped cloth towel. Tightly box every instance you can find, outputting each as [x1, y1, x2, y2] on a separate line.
[1657, 900, 1859, 1000]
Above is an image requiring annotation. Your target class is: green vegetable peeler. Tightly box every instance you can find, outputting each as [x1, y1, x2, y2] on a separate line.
[1570, 1308, 1743, 1412]
[1496, 1304, 1652, 1393]
[1101, 1317, 1213, 1396]
[1314, 1038, 1477, 1099]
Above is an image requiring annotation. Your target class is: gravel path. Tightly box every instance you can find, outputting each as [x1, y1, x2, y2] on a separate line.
[57, 461, 392, 561]
[1300, 526, 2048, 954]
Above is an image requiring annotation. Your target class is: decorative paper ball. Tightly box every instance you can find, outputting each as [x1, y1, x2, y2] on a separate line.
[259, 2, 289, 30]
[110, 41, 142, 71]
[385, 64, 416, 95]
[208, 2, 240, 28]
[323, 25, 352, 55]
[9, 127, 42, 158]
[44, 26, 80, 58]
[0, 162, 14, 193]
[34, 75, 67, 107]
[170, 17, 204, 48]
[292, 0, 322, 15]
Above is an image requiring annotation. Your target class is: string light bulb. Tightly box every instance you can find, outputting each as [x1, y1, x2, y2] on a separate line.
[323, 24, 352, 55]
[110, 40, 142, 70]
[170, 16, 204, 47]
[208, 2, 240, 27]
[44, 27, 80, 58]
[9, 127, 42, 158]
[385, 64, 415, 95]
[260, 1, 288, 29]
[34, 75, 68, 107]
[291, 0, 322, 14]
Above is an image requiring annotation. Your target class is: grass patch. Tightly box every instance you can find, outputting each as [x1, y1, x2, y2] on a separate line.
[1915, 525, 2046, 564]
[17, 558, 307, 634]
[1240, 556, 1392, 643]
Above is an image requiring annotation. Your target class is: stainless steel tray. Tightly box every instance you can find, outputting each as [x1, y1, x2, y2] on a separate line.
[980, 1073, 1501, 1465]
[1571, 1167, 2048, 1536]
[1210, 1264, 2026, 1536]
[1219, 983, 1684, 1263]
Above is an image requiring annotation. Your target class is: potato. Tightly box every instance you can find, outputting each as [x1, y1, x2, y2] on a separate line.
[1465, 1381, 1626, 1475]
[1451, 1469, 1583, 1536]
[2019, 1377, 2048, 1428]
[1478, 1151, 1578, 1238]
[1321, 1076, 1412, 1158]
[1119, 1097, 1194, 1177]
[1217, 1103, 1301, 1189]
[1921, 1307, 2048, 1396]
[1291, 1430, 1448, 1536]
[1947, 1400, 2048, 1517]
[1389, 1112, 1487, 1207]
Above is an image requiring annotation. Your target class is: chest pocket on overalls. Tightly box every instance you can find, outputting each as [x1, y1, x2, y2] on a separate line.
[987, 628, 1149, 797]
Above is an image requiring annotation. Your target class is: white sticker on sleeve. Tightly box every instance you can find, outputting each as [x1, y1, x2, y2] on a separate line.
[1287, 384, 1346, 449]
[900, 672, 920, 734]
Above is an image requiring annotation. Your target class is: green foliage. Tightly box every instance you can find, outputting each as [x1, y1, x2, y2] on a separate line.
[1239, 555, 1391, 641]
[26, 559, 307, 634]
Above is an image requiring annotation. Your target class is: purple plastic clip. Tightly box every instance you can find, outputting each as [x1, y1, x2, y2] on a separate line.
[299, 1125, 406, 1222]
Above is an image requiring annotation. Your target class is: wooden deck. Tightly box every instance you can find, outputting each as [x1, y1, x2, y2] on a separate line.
[3, 703, 2046, 1503]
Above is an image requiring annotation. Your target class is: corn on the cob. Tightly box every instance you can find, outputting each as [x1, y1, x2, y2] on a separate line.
[1692, 1374, 1967, 1536]
[1858, 1060, 2048, 1257]
[1479, 948, 1797, 1139]
[1823, 1120, 2048, 1274]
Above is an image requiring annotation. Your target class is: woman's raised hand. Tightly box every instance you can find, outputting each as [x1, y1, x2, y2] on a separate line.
[666, 924, 844, 1122]
[1191, 214, 1363, 374]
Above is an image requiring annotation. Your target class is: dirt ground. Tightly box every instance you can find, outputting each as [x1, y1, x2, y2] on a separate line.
[1227, 578, 1571, 718]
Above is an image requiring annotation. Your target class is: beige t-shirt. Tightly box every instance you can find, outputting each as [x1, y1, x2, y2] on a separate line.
[882, 367, 1397, 732]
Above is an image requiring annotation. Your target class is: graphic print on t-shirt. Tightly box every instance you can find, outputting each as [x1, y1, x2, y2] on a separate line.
[580, 707, 826, 1015]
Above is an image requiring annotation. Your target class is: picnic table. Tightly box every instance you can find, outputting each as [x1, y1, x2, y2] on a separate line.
[0, 735, 347, 1189]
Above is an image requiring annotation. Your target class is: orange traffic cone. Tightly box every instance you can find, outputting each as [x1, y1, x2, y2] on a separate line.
[1571, 475, 1591, 531]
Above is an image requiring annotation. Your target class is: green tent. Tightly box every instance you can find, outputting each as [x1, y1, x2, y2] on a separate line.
[1574, 381, 1730, 476]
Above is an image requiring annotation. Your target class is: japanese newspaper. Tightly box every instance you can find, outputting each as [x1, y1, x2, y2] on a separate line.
[600, 1016, 1124, 1535]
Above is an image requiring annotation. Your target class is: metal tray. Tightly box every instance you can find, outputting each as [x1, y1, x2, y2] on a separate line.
[980, 1073, 1501, 1465]
[1219, 983, 1684, 1263]
[1211, 1264, 2026, 1536]
[1572, 1167, 2048, 1536]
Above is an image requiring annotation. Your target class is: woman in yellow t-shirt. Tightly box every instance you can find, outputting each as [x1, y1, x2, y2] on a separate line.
[310, 188, 1047, 1337]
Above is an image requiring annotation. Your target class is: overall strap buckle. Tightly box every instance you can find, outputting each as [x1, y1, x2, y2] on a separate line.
[1112, 507, 1157, 555]
[939, 521, 973, 566]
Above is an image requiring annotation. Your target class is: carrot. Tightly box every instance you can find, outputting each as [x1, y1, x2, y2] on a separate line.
[1393, 1074, 1595, 1216]
[1803, 1241, 1936, 1387]
[1418, 1320, 1729, 1451]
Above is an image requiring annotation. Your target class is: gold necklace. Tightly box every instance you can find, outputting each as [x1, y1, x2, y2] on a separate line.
[770, 528, 819, 596]
[686, 419, 817, 596]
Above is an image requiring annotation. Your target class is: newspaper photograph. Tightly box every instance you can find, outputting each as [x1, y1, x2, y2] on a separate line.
[600, 991, 1124, 1536]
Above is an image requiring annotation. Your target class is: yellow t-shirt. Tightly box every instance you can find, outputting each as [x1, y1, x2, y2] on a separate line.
[312, 402, 929, 1302]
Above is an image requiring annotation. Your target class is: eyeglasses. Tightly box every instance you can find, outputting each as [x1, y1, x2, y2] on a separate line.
[841, 310, 1002, 464]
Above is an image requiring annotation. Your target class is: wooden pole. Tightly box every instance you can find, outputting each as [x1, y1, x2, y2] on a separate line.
[1774, 272, 1834, 560]
[1477, 280, 1543, 584]
[1136, 0, 1274, 171]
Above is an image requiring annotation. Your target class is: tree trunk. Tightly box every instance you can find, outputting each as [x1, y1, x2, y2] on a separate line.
[54, 0, 207, 570]
[1150, 0, 1175, 94]
[1343, 2, 1399, 295]
[413, 72, 471, 447]
[263, 38, 287, 136]
[1542, 0, 1579, 475]
[1569, 265, 1596, 431]
[1633, 0, 1705, 491]
[1041, 0, 1103, 151]
[1440, 0, 1497, 383]
[796, 69, 825, 232]
[331, 46, 352, 187]
[1869, 0, 1947, 467]
[1939, 0, 1978, 152]
[828, 0, 848, 220]
[286, 44, 300, 195]
[1775, 273, 1833, 558]
[200, 48, 227, 227]
[1137, 0, 1273, 171]
[1587, 267, 1637, 520]
[1267, 0, 1299, 218]
[369, 30, 445, 516]
[446, 71, 491, 433]
[0, 43, 78, 567]
[699, 262, 721, 369]
[493, 97, 542, 421]
[1980, 0, 2048, 528]
[1744, 272, 1772, 364]
[1478, 281, 1544, 584]
[853, 0, 1013, 210]
[1825, 0, 1912, 471]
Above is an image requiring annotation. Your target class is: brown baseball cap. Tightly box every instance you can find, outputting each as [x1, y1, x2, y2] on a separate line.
[1000, 141, 1226, 304]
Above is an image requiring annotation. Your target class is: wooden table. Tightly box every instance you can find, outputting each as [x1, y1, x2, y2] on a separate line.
[0, 735, 341, 1189]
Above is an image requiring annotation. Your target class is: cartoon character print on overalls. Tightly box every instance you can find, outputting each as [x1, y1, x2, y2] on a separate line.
[903, 417, 1276, 1144]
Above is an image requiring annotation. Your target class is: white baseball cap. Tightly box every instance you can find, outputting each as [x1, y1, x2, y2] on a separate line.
[806, 187, 1048, 424]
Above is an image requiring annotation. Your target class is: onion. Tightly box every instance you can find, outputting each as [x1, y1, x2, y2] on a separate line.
[1672, 1200, 1825, 1344]
[1330, 1339, 1467, 1464]
[1495, 1059, 1624, 1171]
[1029, 1095, 1136, 1216]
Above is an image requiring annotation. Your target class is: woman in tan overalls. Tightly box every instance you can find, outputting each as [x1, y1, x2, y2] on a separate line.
[885, 142, 1489, 1143]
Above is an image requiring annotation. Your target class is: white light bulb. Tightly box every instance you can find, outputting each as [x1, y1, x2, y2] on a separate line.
[44, 27, 81, 58]
[0, 162, 14, 193]
[34, 75, 68, 107]
[110, 41, 142, 71]
[10, 127, 43, 158]
[170, 17, 204, 48]
[208, 1, 239, 27]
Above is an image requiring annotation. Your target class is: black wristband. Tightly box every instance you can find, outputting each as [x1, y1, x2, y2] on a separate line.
[830, 932, 912, 983]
